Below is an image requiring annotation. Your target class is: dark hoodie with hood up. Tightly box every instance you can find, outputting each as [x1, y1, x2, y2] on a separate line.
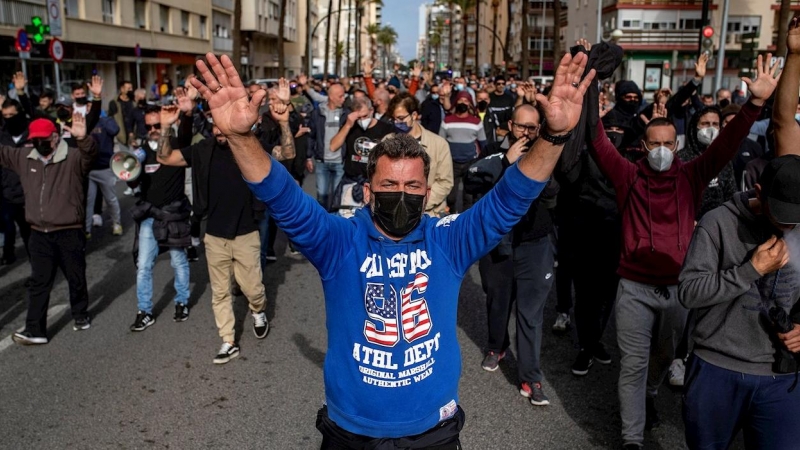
[602, 80, 646, 155]
[677, 105, 737, 219]
[588, 101, 762, 286]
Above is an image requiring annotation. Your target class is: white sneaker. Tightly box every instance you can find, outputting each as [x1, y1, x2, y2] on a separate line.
[92, 214, 103, 227]
[668, 358, 685, 386]
[552, 313, 570, 332]
[123, 187, 134, 196]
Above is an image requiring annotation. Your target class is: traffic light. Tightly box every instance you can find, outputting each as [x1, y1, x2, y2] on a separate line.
[701, 26, 714, 55]
[25, 16, 50, 45]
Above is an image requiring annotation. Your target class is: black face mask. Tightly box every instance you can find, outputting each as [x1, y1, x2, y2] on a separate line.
[370, 190, 426, 238]
[74, 96, 88, 106]
[455, 103, 469, 114]
[57, 108, 72, 122]
[32, 139, 54, 157]
[718, 98, 731, 108]
[477, 100, 488, 112]
[3, 114, 27, 136]
[137, 99, 147, 108]
[617, 98, 640, 115]
[606, 131, 624, 150]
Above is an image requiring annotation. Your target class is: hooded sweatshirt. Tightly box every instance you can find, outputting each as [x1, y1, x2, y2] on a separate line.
[588, 101, 761, 286]
[679, 192, 800, 376]
[246, 155, 545, 438]
[677, 105, 737, 219]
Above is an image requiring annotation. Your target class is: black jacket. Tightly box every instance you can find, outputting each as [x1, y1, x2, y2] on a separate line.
[420, 96, 444, 134]
[308, 102, 350, 161]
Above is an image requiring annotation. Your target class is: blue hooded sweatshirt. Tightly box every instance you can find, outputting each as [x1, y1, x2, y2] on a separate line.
[247, 156, 546, 438]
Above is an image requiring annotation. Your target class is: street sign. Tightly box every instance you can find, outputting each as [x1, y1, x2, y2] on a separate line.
[19, 51, 30, 60]
[47, 0, 62, 37]
[15, 29, 31, 52]
[49, 38, 64, 62]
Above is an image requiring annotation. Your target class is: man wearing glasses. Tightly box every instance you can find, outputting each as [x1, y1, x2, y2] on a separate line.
[487, 77, 515, 142]
[476, 104, 558, 407]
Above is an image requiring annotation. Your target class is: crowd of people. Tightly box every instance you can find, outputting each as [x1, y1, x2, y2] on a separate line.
[2, 22, 800, 449]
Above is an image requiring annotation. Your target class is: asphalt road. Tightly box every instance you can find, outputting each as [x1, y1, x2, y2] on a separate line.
[0, 176, 699, 449]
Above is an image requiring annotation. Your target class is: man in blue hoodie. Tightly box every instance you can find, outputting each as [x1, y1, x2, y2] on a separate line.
[190, 51, 595, 447]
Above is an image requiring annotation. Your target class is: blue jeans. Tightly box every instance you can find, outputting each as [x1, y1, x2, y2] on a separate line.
[136, 218, 190, 313]
[315, 161, 344, 211]
[683, 354, 800, 449]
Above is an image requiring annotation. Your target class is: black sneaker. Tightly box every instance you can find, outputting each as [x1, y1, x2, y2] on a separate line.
[252, 311, 269, 339]
[520, 381, 550, 406]
[73, 316, 91, 331]
[213, 342, 240, 364]
[12, 331, 48, 345]
[645, 397, 660, 430]
[481, 350, 505, 372]
[174, 303, 189, 322]
[593, 344, 612, 365]
[265, 248, 277, 262]
[186, 246, 199, 262]
[231, 284, 243, 297]
[571, 349, 594, 376]
[130, 311, 155, 332]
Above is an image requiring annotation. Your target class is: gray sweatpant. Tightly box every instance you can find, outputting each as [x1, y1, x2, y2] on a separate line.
[85, 168, 121, 232]
[616, 278, 688, 447]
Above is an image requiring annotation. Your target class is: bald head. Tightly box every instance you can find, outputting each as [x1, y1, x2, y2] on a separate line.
[509, 104, 541, 140]
[327, 83, 346, 109]
[374, 88, 390, 113]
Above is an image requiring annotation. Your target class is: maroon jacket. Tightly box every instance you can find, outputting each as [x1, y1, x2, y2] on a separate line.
[588, 101, 761, 285]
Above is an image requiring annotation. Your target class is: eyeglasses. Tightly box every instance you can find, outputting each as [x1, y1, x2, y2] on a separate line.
[512, 122, 539, 133]
[145, 123, 162, 131]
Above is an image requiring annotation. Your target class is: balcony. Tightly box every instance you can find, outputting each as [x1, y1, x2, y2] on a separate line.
[614, 29, 700, 50]
[771, 0, 800, 9]
[214, 36, 233, 52]
[602, 0, 710, 9]
[0, 0, 46, 27]
[213, 0, 234, 11]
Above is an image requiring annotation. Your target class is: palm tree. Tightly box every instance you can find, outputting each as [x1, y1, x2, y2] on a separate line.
[504, 0, 513, 65]
[429, 20, 443, 67]
[335, 41, 345, 76]
[278, 0, 288, 76]
[377, 25, 398, 78]
[232, 0, 242, 73]
[553, 0, 562, 71]
[520, 0, 530, 78]
[490, 0, 499, 74]
[324, 0, 334, 78]
[333, 0, 343, 75]
[434, 0, 456, 69]
[778, 0, 792, 56]
[354, 0, 384, 73]
[453, 0, 477, 73]
[365, 23, 382, 71]
[345, 0, 353, 73]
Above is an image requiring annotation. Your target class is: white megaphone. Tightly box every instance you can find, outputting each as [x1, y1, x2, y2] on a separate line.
[110, 149, 142, 181]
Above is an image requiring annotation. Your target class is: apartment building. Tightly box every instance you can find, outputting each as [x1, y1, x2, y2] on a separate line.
[241, 0, 300, 79]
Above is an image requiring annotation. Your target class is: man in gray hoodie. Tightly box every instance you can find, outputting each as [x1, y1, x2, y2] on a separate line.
[678, 155, 800, 449]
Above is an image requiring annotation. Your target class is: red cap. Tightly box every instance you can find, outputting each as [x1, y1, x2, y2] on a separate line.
[28, 119, 57, 139]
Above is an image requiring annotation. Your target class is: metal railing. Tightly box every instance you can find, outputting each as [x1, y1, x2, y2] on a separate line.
[603, 0, 704, 7]
[616, 29, 700, 46]
[0, 0, 46, 27]
[213, 36, 233, 52]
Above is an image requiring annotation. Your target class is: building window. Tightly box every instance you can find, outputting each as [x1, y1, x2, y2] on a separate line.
[160, 5, 170, 32]
[65, 0, 79, 18]
[181, 10, 189, 35]
[200, 15, 207, 39]
[643, 22, 676, 30]
[679, 18, 702, 30]
[135, 0, 147, 29]
[727, 16, 761, 35]
[621, 20, 640, 29]
[102, 0, 115, 24]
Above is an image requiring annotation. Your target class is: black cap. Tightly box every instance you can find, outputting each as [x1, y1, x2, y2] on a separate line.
[760, 155, 800, 224]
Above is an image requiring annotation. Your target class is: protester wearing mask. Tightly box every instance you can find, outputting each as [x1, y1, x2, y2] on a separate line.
[55, 77, 104, 147]
[439, 91, 487, 212]
[473, 105, 558, 407]
[0, 98, 31, 265]
[603, 80, 646, 154]
[107, 80, 135, 147]
[420, 84, 445, 134]
[666, 54, 708, 148]
[5, 115, 97, 345]
[70, 83, 90, 116]
[130, 88, 149, 142]
[716, 88, 732, 108]
[586, 54, 778, 450]
[125, 104, 194, 334]
[389, 92, 452, 217]
[678, 106, 737, 219]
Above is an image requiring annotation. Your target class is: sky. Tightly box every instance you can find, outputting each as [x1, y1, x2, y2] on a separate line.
[382, 0, 427, 62]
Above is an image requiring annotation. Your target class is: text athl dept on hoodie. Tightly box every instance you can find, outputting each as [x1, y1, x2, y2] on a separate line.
[247, 155, 545, 438]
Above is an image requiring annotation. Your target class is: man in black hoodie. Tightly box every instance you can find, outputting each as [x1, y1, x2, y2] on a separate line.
[0, 98, 30, 264]
[603, 80, 646, 155]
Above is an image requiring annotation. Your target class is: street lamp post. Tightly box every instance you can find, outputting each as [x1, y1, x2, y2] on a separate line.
[307, 7, 356, 75]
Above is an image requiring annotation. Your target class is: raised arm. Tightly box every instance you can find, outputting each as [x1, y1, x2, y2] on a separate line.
[85, 75, 104, 133]
[330, 110, 358, 153]
[64, 112, 98, 175]
[156, 105, 188, 167]
[667, 54, 706, 116]
[774, 15, 800, 157]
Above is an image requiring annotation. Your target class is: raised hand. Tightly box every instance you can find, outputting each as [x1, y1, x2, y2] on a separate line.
[277, 78, 291, 104]
[577, 38, 592, 52]
[363, 59, 374, 77]
[535, 52, 596, 135]
[789, 15, 800, 55]
[695, 53, 709, 79]
[88, 75, 104, 98]
[175, 87, 194, 113]
[161, 105, 181, 127]
[297, 74, 308, 86]
[270, 102, 289, 123]
[184, 74, 200, 100]
[440, 80, 452, 97]
[412, 62, 422, 79]
[743, 53, 780, 103]
[13, 71, 26, 93]
[652, 102, 667, 119]
[190, 53, 266, 136]
[65, 111, 87, 139]
[524, 82, 537, 105]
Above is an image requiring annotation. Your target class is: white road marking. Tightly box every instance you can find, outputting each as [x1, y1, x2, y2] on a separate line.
[0, 303, 69, 353]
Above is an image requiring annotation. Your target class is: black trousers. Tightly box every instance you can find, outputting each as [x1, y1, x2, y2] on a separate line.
[446, 160, 475, 213]
[479, 236, 555, 383]
[25, 229, 89, 337]
[573, 219, 620, 353]
[316, 405, 464, 450]
[554, 222, 576, 315]
[2, 201, 31, 259]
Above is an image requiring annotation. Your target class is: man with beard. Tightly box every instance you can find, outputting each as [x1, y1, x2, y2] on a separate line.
[107, 80, 135, 147]
[475, 104, 558, 407]
[487, 77, 515, 142]
[4, 114, 97, 344]
[126, 103, 193, 332]
[587, 55, 779, 450]
[190, 51, 594, 447]
[156, 91, 290, 364]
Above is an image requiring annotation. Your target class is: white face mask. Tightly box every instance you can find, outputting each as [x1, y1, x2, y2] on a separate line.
[358, 117, 372, 131]
[147, 140, 159, 151]
[646, 145, 674, 172]
[696, 126, 719, 146]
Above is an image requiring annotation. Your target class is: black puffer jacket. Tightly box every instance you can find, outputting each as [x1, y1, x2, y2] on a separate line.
[677, 105, 737, 219]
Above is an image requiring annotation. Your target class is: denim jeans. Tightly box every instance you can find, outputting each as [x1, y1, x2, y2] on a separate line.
[136, 218, 190, 313]
[315, 161, 344, 211]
